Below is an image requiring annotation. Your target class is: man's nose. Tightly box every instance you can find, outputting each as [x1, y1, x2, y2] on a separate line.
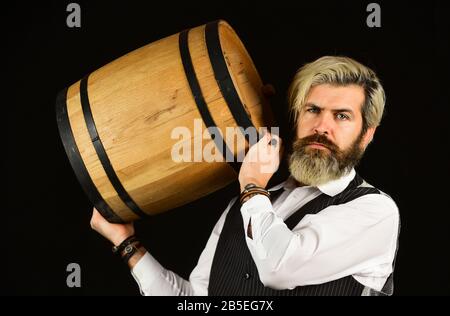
[313, 113, 333, 135]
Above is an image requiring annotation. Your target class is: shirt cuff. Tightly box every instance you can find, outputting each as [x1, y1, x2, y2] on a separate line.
[131, 252, 165, 295]
[240, 194, 274, 259]
[241, 194, 272, 216]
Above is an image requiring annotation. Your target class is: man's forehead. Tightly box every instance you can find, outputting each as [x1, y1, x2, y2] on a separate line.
[305, 84, 365, 111]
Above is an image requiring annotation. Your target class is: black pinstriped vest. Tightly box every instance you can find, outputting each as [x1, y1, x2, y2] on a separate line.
[208, 174, 384, 296]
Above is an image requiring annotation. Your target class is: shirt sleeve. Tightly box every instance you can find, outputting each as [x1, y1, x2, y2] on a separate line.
[130, 197, 237, 296]
[240, 193, 399, 291]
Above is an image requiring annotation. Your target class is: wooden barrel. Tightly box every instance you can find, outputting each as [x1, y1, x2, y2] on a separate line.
[56, 20, 274, 223]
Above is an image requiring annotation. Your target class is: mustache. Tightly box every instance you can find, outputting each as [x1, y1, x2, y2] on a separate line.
[294, 134, 339, 153]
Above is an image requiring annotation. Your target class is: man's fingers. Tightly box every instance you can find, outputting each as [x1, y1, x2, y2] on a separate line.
[269, 134, 281, 147]
[91, 207, 107, 229]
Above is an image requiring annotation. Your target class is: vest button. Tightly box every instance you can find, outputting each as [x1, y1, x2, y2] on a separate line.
[244, 273, 250, 279]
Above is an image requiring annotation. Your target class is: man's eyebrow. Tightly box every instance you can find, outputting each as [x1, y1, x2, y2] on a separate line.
[305, 102, 322, 109]
[305, 103, 355, 117]
[332, 108, 354, 116]
[305, 102, 355, 113]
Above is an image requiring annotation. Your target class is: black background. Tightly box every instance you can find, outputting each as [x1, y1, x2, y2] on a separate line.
[4, 0, 449, 295]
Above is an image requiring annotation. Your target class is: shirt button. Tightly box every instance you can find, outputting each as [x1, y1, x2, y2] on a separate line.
[244, 273, 250, 279]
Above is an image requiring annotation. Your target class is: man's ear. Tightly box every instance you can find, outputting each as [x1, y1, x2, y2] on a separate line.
[362, 126, 377, 149]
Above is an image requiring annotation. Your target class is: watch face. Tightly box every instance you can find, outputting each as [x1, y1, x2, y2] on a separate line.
[125, 245, 133, 254]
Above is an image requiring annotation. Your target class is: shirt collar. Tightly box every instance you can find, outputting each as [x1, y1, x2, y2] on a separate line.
[316, 168, 356, 196]
[269, 168, 356, 197]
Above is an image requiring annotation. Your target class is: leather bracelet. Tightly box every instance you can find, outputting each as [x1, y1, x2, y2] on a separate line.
[240, 187, 270, 198]
[240, 183, 266, 195]
[240, 187, 270, 205]
[112, 235, 139, 255]
[240, 189, 270, 200]
[121, 241, 142, 264]
[241, 183, 269, 194]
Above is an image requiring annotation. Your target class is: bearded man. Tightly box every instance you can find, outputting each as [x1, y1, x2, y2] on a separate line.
[91, 56, 400, 296]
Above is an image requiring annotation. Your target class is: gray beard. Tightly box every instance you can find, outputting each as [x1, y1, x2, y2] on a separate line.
[289, 149, 350, 186]
[288, 135, 365, 187]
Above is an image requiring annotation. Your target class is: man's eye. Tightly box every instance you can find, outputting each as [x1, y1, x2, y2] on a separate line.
[307, 107, 319, 113]
[336, 113, 349, 120]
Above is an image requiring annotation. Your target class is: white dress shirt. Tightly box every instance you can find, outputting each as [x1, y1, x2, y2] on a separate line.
[131, 169, 399, 295]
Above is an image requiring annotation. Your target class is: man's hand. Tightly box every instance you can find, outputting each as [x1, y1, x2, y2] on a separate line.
[90, 208, 135, 246]
[238, 132, 282, 192]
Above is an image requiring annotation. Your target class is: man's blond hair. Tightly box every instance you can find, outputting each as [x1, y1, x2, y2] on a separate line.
[288, 56, 386, 132]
